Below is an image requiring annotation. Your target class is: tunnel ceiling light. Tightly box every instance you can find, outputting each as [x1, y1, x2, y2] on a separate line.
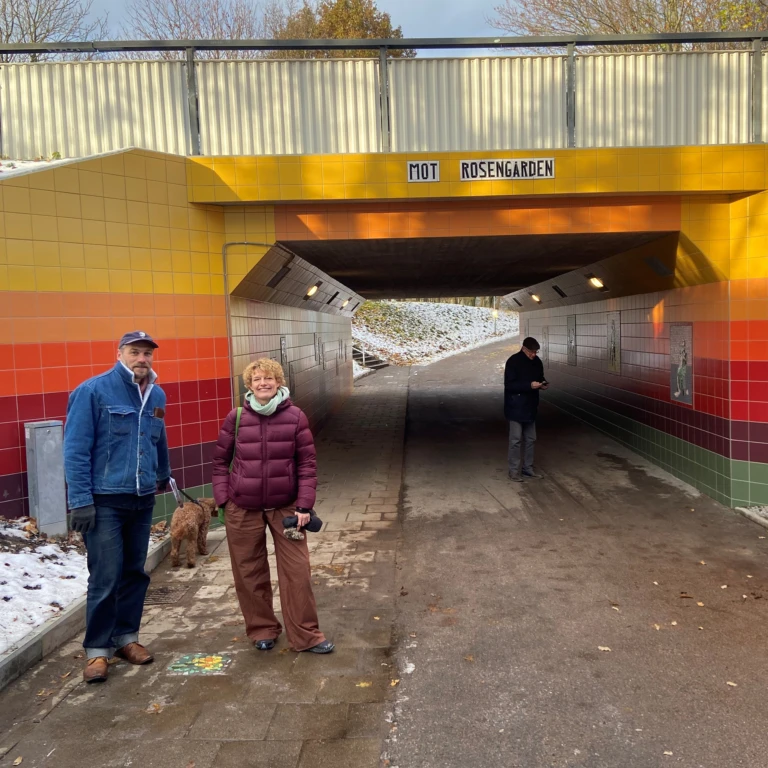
[530, 293, 542, 303]
[587, 274, 605, 289]
[305, 281, 322, 298]
[341, 298, 350, 308]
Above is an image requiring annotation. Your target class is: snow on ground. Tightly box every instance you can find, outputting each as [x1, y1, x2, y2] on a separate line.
[0, 516, 169, 657]
[352, 301, 519, 366]
[1, 518, 88, 657]
[353, 360, 370, 379]
[0, 158, 72, 178]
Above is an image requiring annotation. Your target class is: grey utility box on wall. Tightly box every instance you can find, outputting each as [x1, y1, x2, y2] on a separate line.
[25, 420, 67, 538]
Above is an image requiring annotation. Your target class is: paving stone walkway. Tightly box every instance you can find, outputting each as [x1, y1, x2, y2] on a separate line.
[0, 368, 408, 768]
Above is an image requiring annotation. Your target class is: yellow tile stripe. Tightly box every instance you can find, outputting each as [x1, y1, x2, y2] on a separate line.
[187, 146, 768, 204]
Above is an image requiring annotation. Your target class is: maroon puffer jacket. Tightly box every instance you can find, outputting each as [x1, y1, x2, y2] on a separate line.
[211, 399, 317, 511]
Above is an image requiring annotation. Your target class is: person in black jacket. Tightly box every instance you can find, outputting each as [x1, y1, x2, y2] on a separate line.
[504, 337, 549, 482]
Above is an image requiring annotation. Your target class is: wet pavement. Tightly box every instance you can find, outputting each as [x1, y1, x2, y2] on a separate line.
[388, 339, 768, 768]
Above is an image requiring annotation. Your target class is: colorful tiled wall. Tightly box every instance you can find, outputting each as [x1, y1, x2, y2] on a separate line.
[523, 283, 736, 505]
[0, 150, 233, 520]
[5, 143, 768, 517]
[0, 149, 361, 522]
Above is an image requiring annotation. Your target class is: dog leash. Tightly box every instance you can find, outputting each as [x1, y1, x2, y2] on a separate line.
[168, 477, 203, 509]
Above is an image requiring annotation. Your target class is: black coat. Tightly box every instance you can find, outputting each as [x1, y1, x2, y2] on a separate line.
[504, 350, 545, 423]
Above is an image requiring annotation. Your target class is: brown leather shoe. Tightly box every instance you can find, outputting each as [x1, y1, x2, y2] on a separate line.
[83, 657, 109, 683]
[115, 642, 154, 665]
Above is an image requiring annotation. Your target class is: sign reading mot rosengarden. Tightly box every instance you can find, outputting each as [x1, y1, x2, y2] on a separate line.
[459, 158, 555, 181]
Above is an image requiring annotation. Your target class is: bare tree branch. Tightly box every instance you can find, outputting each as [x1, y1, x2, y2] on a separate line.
[120, 0, 283, 59]
[487, 0, 762, 51]
[0, 0, 109, 61]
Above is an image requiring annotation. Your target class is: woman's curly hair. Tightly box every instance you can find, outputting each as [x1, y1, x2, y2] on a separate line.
[242, 358, 286, 389]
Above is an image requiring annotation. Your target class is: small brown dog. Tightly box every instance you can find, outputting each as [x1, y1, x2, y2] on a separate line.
[170, 497, 216, 568]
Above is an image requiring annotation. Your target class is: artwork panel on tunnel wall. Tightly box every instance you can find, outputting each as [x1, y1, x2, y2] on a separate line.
[541, 326, 549, 364]
[567, 315, 577, 366]
[670, 323, 693, 405]
[606, 311, 621, 374]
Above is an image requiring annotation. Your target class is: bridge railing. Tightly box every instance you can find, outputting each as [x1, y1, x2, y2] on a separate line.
[1, 40, 766, 159]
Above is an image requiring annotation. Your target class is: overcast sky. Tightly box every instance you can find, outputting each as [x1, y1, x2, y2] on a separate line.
[88, 0, 504, 56]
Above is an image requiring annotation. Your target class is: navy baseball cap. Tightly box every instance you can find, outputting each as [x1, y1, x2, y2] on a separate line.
[118, 331, 159, 349]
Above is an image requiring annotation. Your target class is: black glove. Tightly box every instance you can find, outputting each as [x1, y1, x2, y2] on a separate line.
[69, 505, 96, 534]
[156, 478, 170, 492]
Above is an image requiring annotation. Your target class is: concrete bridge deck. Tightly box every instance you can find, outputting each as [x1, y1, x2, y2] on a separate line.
[3, 341, 768, 768]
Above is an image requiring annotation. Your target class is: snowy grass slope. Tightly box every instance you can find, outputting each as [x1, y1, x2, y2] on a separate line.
[352, 301, 519, 366]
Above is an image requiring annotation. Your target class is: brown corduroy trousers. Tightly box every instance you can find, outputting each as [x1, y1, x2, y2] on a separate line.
[224, 501, 326, 652]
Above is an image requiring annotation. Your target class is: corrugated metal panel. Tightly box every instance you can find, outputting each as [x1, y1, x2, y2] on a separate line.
[578, 51, 751, 147]
[0, 61, 191, 159]
[389, 56, 566, 152]
[197, 59, 381, 155]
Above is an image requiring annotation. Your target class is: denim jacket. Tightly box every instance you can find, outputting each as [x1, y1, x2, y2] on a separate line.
[63, 362, 171, 510]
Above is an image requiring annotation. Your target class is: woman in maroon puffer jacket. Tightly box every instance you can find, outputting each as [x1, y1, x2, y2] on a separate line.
[212, 358, 334, 654]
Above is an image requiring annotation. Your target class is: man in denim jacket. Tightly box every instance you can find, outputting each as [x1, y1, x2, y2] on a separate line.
[64, 331, 171, 683]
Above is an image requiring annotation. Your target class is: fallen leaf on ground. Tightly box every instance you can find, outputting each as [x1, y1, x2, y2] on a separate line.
[699, 561, 706, 565]
[356, 682, 372, 688]
[185, 762, 195, 768]
[60, 671, 71, 680]
[697, 602, 705, 607]
[760, 536, 766, 540]
[464, 655, 474, 662]
[409, 632, 417, 638]
[13, 758, 22, 766]
[654, 624, 661, 630]
[598, 646, 611, 652]
[727, 681, 738, 687]
[721, 585, 728, 589]
[663, 751, 673, 756]
[698, 626, 704, 630]
[149, 703, 163, 714]
[680, 593, 693, 599]
[373, 616, 380, 621]
[390, 679, 400, 686]
[747, 575, 753, 578]
[653, 581, 659, 585]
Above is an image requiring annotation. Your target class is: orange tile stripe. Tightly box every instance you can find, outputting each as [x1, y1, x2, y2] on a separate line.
[0, 292, 227, 345]
[0, 336, 230, 397]
[273, 196, 682, 241]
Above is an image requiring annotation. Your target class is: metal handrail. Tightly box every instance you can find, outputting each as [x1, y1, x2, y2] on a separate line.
[2, 31, 768, 55]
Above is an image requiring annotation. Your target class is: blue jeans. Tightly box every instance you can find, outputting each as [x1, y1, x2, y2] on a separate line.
[82, 504, 153, 659]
